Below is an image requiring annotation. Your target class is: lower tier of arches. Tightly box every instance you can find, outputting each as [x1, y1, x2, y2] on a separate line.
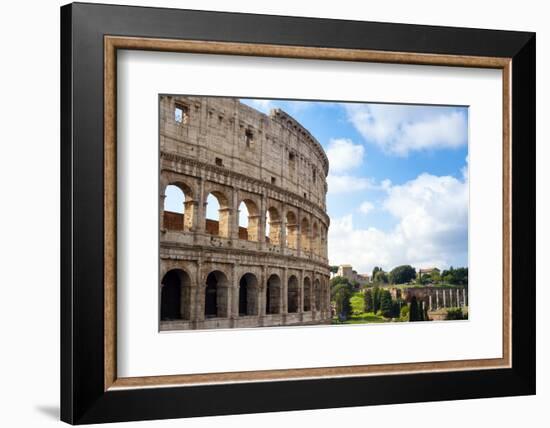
[159, 259, 331, 331]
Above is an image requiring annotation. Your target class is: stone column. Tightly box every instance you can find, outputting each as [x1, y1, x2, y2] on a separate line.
[259, 193, 267, 249]
[184, 200, 198, 231]
[296, 208, 302, 257]
[229, 187, 239, 240]
[280, 203, 287, 251]
[429, 294, 433, 311]
[196, 177, 206, 233]
[299, 270, 304, 321]
[436, 290, 439, 309]
[159, 194, 166, 230]
[282, 267, 288, 317]
[230, 264, 239, 322]
[195, 261, 204, 323]
[463, 288, 468, 307]
[260, 265, 267, 317]
[456, 289, 460, 308]
[443, 289, 447, 307]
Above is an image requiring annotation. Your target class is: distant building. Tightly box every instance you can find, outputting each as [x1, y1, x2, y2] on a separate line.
[335, 264, 370, 286]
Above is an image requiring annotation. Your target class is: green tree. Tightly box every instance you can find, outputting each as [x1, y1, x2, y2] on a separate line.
[364, 289, 374, 312]
[400, 304, 410, 320]
[431, 268, 441, 283]
[329, 265, 339, 274]
[441, 267, 468, 286]
[409, 297, 420, 321]
[389, 265, 417, 284]
[372, 266, 381, 280]
[379, 290, 394, 318]
[372, 286, 381, 313]
[373, 270, 389, 284]
[334, 286, 352, 321]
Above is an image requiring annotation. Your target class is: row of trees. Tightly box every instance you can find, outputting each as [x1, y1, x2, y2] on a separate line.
[371, 265, 416, 285]
[370, 265, 468, 286]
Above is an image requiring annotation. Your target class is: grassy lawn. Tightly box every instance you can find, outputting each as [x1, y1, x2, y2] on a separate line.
[332, 291, 390, 324]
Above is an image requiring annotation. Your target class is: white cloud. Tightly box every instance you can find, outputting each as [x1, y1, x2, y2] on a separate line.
[328, 170, 468, 273]
[345, 104, 468, 156]
[244, 99, 273, 113]
[327, 174, 374, 194]
[326, 138, 365, 173]
[358, 201, 374, 215]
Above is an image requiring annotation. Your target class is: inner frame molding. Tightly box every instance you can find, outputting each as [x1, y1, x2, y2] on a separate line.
[104, 35, 512, 391]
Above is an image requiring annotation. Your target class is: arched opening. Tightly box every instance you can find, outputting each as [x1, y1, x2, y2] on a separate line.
[161, 269, 191, 321]
[287, 275, 299, 313]
[205, 191, 230, 238]
[314, 278, 321, 311]
[238, 199, 260, 241]
[163, 182, 195, 231]
[303, 277, 311, 311]
[266, 274, 281, 314]
[312, 222, 320, 255]
[205, 270, 229, 318]
[239, 273, 259, 316]
[265, 207, 281, 245]
[285, 211, 298, 250]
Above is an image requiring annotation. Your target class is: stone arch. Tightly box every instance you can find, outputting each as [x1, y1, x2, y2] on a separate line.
[285, 210, 298, 250]
[162, 181, 196, 232]
[303, 277, 312, 312]
[205, 189, 231, 238]
[239, 273, 259, 316]
[266, 274, 282, 314]
[301, 217, 310, 253]
[238, 198, 260, 241]
[314, 278, 321, 311]
[204, 270, 229, 318]
[287, 275, 300, 313]
[161, 269, 192, 321]
[265, 206, 281, 245]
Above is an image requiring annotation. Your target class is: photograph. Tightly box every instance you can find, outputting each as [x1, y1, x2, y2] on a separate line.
[159, 95, 469, 331]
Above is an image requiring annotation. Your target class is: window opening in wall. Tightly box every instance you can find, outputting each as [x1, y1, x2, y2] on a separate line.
[271, 177, 276, 185]
[245, 129, 254, 148]
[215, 157, 223, 167]
[163, 185, 185, 230]
[174, 103, 189, 124]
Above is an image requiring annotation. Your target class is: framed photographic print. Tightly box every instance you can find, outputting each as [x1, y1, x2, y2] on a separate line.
[60, 2, 536, 424]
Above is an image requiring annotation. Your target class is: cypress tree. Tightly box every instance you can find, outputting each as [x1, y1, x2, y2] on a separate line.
[364, 289, 374, 312]
[409, 297, 419, 322]
[380, 290, 394, 318]
[373, 286, 381, 313]
[335, 287, 352, 321]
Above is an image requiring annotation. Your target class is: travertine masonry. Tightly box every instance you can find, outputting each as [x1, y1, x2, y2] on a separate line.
[159, 96, 331, 330]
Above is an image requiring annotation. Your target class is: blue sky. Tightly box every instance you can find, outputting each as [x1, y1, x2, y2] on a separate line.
[166, 98, 469, 274]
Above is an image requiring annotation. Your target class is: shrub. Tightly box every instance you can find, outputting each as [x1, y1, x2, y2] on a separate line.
[446, 308, 466, 320]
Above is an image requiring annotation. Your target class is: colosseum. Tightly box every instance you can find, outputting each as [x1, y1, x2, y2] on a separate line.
[159, 95, 331, 331]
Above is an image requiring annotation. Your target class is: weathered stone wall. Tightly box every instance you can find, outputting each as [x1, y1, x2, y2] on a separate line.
[389, 286, 468, 311]
[159, 96, 331, 331]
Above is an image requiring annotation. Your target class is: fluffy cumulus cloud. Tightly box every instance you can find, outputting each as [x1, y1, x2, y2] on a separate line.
[327, 174, 374, 194]
[326, 138, 365, 173]
[358, 201, 375, 215]
[328, 170, 468, 273]
[345, 104, 468, 156]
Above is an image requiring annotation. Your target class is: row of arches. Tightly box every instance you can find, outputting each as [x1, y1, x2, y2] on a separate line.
[160, 269, 329, 321]
[163, 183, 327, 256]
